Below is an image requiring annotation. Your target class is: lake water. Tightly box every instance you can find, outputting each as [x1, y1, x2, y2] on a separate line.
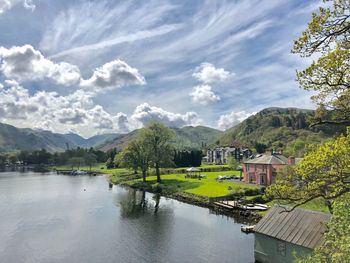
[0, 171, 254, 263]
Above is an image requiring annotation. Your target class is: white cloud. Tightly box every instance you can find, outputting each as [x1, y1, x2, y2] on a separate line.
[190, 84, 220, 105]
[130, 103, 200, 128]
[0, 45, 81, 86]
[50, 24, 183, 59]
[0, 80, 127, 137]
[0, 45, 146, 93]
[80, 59, 146, 92]
[0, 81, 200, 137]
[0, 0, 35, 14]
[113, 113, 129, 133]
[218, 111, 256, 130]
[193, 62, 234, 84]
[23, 0, 35, 11]
[0, 0, 11, 14]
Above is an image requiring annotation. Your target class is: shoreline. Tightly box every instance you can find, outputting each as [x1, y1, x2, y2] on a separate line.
[110, 176, 262, 224]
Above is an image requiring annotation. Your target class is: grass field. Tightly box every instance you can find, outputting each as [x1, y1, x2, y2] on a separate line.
[125, 170, 258, 197]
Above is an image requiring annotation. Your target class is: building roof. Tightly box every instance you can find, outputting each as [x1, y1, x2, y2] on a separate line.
[244, 154, 289, 165]
[254, 205, 331, 249]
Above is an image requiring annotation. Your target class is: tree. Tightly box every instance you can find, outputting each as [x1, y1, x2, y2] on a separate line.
[0, 154, 7, 167]
[84, 153, 97, 173]
[292, 139, 306, 157]
[69, 157, 84, 170]
[227, 157, 240, 170]
[140, 122, 175, 183]
[266, 129, 350, 213]
[293, 0, 350, 127]
[118, 138, 152, 182]
[297, 193, 350, 263]
[254, 142, 267, 154]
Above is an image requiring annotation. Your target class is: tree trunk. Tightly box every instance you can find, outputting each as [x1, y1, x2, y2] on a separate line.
[156, 163, 161, 183]
[142, 170, 146, 182]
[326, 200, 333, 214]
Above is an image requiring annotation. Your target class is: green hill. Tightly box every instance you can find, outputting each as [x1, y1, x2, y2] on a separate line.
[99, 126, 223, 152]
[0, 123, 119, 152]
[219, 107, 344, 156]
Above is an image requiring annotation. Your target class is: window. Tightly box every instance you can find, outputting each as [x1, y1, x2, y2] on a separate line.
[277, 241, 286, 256]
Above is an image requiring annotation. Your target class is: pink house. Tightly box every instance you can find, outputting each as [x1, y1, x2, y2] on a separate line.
[243, 153, 299, 186]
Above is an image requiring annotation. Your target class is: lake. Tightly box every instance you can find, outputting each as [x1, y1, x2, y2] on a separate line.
[0, 171, 254, 263]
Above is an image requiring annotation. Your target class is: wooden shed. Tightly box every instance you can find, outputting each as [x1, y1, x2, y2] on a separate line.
[254, 205, 331, 263]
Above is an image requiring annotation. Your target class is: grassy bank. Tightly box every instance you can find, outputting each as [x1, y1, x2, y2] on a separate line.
[115, 170, 258, 197]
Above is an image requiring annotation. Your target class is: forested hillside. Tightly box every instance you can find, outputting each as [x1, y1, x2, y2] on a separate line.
[219, 107, 345, 156]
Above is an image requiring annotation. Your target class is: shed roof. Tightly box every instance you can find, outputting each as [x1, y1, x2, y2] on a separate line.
[244, 154, 288, 165]
[254, 205, 331, 249]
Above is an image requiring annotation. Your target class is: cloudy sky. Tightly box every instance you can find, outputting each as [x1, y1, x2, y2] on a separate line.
[0, 0, 320, 137]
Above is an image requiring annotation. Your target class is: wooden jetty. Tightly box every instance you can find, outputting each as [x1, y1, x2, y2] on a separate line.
[213, 200, 269, 211]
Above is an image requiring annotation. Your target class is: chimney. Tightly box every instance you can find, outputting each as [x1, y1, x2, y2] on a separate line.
[288, 156, 295, 165]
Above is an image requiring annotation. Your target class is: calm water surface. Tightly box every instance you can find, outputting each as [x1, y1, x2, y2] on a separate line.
[0, 171, 254, 263]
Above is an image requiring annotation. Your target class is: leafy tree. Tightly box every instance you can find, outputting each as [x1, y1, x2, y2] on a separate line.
[84, 153, 97, 173]
[69, 157, 85, 170]
[118, 138, 152, 181]
[297, 193, 350, 263]
[292, 0, 350, 127]
[292, 139, 306, 157]
[173, 150, 202, 167]
[106, 157, 114, 169]
[9, 155, 18, 165]
[227, 157, 240, 170]
[254, 142, 267, 153]
[266, 129, 350, 213]
[140, 122, 175, 183]
[0, 154, 7, 167]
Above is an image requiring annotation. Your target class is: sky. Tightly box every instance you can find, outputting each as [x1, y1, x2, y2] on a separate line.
[0, 0, 321, 138]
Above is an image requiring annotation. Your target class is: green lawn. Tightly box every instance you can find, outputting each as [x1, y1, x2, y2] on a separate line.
[126, 170, 258, 197]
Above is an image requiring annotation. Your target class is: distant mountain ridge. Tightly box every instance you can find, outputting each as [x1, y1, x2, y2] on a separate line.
[219, 107, 344, 152]
[0, 122, 222, 153]
[0, 122, 120, 152]
[98, 126, 223, 152]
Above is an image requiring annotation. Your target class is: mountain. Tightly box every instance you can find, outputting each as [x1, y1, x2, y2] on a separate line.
[98, 126, 223, 152]
[63, 133, 120, 148]
[219, 107, 344, 154]
[0, 122, 119, 152]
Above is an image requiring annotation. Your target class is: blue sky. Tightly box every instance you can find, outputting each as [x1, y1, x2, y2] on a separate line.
[0, 0, 320, 137]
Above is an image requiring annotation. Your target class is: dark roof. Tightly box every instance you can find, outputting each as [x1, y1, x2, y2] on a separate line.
[244, 154, 289, 165]
[254, 205, 331, 249]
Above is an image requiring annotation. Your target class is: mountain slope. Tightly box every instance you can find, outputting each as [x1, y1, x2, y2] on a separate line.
[0, 123, 78, 152]
[219, 107, 344, 152]
[63, 133, 119, 148]
[0, 123, 120, 152]
[99, 126, 223, 152]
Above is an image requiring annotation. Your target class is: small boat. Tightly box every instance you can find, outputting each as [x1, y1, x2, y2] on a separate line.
[241, 225, 255, 233]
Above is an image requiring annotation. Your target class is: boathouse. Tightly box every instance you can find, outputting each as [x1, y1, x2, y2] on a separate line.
[254, 205, 331, 263]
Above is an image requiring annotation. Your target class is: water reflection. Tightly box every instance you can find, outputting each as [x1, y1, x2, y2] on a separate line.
[0, 172, 254, 263]
[114, 188, 169, 219]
